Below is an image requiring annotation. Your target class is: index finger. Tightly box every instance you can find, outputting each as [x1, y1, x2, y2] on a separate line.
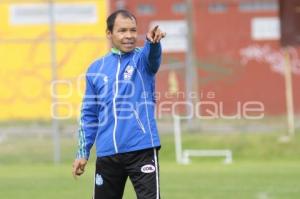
[72, 169, 78, 180]
[72, 163, 79, 179]
[152, 25, 159, 33]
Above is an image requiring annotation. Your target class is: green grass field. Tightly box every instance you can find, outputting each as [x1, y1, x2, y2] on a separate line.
[0, 132, 300, 199]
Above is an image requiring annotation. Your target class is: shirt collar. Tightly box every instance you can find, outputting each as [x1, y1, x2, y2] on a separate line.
[110, 47, 140, 55]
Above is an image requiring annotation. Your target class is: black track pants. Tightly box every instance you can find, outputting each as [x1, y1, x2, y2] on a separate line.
[93, 148, 160, 199]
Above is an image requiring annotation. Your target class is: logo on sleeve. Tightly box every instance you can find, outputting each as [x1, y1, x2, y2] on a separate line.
[124, 65, 134, 80]
[95, 173, 103, 186]
[141, 164, 156, 173]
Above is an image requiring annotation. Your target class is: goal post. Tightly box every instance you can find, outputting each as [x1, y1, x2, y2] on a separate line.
[173, 115, 233, 164]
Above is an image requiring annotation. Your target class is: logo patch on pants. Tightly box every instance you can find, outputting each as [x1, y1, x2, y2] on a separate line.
[141, 164, 155, 173]
[95, 173, 103, 186]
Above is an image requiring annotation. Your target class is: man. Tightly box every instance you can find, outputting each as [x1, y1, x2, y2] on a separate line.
[72, 9, 166, 199]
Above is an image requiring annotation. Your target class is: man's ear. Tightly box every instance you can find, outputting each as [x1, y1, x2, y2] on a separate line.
[106, 29, 112, 40]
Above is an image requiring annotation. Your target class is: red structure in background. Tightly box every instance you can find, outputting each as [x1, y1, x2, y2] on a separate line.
[109, 0, 300, 116]
[280, 0, 300, 47]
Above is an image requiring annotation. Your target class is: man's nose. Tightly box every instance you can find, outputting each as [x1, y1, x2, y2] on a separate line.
[125, 31, 134, 38]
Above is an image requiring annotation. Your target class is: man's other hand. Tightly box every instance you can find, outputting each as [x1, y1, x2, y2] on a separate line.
[72, 158, 88, 179]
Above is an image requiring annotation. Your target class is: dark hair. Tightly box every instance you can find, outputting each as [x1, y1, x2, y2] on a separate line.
[106, 9, 137, 32]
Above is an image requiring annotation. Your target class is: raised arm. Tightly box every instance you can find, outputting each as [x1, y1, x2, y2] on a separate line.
[141, 25, 166, 74]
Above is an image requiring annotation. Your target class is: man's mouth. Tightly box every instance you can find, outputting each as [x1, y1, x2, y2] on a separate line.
[122, 42, 135, 48]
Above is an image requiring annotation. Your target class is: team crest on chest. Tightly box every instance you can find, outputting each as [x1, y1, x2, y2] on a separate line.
[124, 65, 134, 80]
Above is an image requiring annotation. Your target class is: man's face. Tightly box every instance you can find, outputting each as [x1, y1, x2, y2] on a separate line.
[107, 14, 137, 53]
